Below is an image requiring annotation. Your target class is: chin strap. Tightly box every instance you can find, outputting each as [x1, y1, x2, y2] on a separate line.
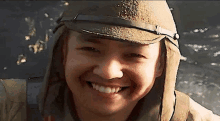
[170, 91, 189, 121]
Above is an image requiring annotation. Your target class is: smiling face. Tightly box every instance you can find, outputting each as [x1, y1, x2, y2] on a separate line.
[64, 31, 164, 119]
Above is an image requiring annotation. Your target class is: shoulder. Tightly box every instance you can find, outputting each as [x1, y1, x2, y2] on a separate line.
[0, 79, 27, 121]
[187, 97, 220, 121]
[172, 91, 190, 120]
[0, 79, 7, 103]
[0, 79, 26, 102]
[173, 90, 220, 121]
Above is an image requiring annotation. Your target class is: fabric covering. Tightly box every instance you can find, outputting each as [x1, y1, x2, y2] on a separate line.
[0, 0, 219, 121]
[37, 0, 220, 121]
[0, 79, 26, 121]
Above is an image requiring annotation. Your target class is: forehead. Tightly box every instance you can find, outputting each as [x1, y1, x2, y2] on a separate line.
[69, 31, 158, 48]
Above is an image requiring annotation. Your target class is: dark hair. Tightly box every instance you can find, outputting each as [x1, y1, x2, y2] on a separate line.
[48, 26, 70, 84]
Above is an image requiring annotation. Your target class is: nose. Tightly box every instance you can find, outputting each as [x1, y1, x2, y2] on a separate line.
[93, 58, 123, 80]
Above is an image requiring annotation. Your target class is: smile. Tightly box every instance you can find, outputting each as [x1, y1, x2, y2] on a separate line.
[86, 82, 128, 94]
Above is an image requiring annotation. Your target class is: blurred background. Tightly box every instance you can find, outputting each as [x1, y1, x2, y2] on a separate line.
[0, 1, 220, 115]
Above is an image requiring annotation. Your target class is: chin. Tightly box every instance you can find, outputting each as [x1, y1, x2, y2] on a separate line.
[87, 103, 124, 116]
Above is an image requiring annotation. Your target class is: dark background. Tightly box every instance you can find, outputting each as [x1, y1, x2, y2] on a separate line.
[0, 1, 220, 115]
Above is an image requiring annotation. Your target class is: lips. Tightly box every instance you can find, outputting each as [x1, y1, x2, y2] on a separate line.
[92, 82, 122, 93]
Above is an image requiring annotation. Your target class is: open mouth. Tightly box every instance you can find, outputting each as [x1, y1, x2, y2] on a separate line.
[86, 81, 129, 93]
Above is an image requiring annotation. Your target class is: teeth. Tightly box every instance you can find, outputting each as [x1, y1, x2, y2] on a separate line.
[111, 88, 116, 93]
[91, 83, 122, 93]
[99, 86, 105, 93]
[92, 83, 95, 87]
[95, 85, 99, 90]
[115, 87, 120, 92]
[105, 87, 111, 93]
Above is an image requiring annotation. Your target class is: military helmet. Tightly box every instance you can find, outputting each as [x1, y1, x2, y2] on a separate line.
[54, 0, 179, 46]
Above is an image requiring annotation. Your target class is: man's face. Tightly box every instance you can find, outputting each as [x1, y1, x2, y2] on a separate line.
[64, 31, 163, 116]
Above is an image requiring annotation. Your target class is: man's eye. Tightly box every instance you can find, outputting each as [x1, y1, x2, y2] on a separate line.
[79, 47, 100, 53]
[127, 53, 146, 58]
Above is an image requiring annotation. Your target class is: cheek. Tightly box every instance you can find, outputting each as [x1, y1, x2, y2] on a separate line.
[65, 57, 79, 80]
[133, 62, 156, 89]
[135, 60, 158, 81]
[130, 60, 158, 96]
[64, 50, 98, 85]
[64, 52, 94, 95]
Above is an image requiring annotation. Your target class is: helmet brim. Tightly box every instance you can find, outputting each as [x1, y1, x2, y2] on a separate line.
[64, 21, 166, 45]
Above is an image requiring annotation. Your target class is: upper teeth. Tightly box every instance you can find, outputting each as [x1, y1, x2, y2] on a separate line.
[91, 83, 122, 93]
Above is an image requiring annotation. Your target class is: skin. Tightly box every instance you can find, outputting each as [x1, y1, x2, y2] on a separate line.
[64, 31, 164, 121]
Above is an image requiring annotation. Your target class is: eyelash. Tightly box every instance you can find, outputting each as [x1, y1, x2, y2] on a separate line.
[78, 47, 146, 58]
[79, 47, 100, 53]
[126, 53, 146, 58]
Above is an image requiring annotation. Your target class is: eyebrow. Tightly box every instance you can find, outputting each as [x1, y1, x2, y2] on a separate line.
[120, 41, 144, 47]
[84, 38, 104, 45]
[78, 34, 104, 45]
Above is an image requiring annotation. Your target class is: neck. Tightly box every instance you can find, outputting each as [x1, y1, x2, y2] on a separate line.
[71, 96, 138, 121]
[76, 108, 134, 121]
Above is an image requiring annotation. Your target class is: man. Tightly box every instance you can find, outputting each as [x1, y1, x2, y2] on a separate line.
[0, 0, 220, 121]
